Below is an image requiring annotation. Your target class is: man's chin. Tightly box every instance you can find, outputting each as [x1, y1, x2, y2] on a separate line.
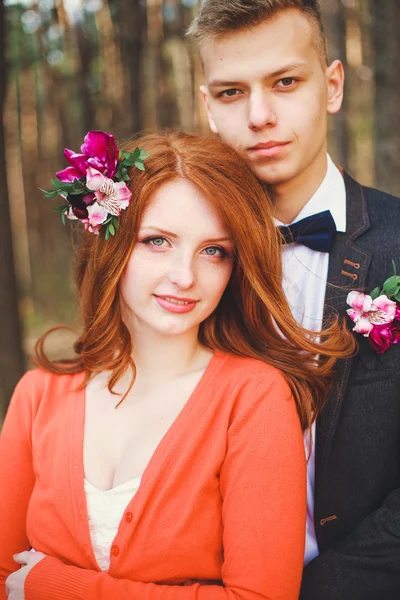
[250, 162, 293, 187]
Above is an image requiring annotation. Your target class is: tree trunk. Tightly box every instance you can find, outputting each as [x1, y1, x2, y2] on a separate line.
[372, 0, 400, 196]
[76, 24, 96, 133]
[117, 0, 145, 133]
[322, 0, 349, 170]
[0, 0, 25, 418]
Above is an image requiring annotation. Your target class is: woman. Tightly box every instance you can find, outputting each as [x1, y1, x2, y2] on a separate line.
[1, 132, 354, 600]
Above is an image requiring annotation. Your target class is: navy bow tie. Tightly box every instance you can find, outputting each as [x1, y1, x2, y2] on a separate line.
[278, 210, 337, 253]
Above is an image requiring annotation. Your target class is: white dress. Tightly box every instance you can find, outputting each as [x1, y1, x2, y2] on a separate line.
[84, 476, 141, 572]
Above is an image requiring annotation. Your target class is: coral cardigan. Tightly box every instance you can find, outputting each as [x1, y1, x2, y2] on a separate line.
[0, 352, 306, 600]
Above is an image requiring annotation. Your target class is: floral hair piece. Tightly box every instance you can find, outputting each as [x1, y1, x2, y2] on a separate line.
[43, 131, 149, 239]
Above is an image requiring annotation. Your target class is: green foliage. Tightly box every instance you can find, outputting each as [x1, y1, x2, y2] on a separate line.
[53, 205, 70, 226]
[370, 287, 381, 300]
[381, 261, 400, 298]
[371, 263, 400, 300]
[43, 178, 87, 200]
[103, 216, 119, 241]
[70, 179, 87, 195]
[120, 147, 149, 171]
[383, 275, 400, 297]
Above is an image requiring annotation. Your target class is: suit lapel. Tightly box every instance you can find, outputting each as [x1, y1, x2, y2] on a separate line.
[315, 173, 372, 483]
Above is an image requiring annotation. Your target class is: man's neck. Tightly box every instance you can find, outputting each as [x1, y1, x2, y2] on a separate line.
[271, 152, 328, 224]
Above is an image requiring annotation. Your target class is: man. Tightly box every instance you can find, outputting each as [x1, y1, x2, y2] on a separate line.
[188, 2, 400, 598]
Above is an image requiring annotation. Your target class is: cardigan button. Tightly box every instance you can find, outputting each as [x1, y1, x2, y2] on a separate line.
[111, 545, 120, 557]
[125, 511, 133, 523]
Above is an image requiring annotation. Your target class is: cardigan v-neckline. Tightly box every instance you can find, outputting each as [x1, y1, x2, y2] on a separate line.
[68, 351, 228, 567]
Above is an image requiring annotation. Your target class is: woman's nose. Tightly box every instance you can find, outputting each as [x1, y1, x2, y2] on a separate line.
[167, 254, 196, 289]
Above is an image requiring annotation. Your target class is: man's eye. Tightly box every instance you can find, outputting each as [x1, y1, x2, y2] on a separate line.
[278, 78, 296, 87]
[219, 89, 240, 98]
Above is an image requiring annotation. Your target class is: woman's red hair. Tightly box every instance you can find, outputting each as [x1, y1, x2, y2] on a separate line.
[34, 132, 355, 429]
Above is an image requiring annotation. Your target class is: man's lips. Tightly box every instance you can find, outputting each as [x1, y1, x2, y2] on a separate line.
[248, 141, 290, 157]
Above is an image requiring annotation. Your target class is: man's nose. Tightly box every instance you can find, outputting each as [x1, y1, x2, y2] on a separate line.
[248, 92, 277, 131]
[168, 254, 196, 289]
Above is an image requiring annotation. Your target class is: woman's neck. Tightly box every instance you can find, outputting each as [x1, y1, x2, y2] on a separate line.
[130, 327, 212, 384]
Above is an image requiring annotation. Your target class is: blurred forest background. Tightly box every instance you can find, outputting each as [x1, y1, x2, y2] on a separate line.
[1, 0, 400, 417]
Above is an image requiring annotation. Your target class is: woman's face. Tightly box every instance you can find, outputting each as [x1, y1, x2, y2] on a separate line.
[120, 179, 234, 339]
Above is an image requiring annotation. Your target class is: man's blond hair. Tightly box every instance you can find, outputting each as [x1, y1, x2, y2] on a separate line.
[187, 0, 328, 65]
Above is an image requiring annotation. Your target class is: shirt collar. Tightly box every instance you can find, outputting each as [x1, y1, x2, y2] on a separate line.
[275, 154, 347, 233]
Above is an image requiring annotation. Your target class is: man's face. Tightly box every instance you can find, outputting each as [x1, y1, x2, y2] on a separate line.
[200, 9, 343, 188]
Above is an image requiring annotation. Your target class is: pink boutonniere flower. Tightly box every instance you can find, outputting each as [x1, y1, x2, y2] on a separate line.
[346, 262, 400, 354]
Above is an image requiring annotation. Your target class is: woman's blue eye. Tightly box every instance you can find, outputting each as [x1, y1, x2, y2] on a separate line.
[145, 237, 166, 247]
[151, 238, 164, 246]
[139, 236, 169, 248]
[204, 247, 227, 257]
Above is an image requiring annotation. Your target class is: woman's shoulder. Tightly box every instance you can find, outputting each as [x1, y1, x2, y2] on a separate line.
[214, 352, 292, 403]
[11, 368, 85, 413]
[216, 352, 287, 385]
[15, 367, 84, 390]
[213, 353, 298, 426]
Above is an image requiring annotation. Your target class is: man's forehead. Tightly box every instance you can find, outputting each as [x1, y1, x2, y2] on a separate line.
[203, 48, 317, 85]
[200, 11, 318, 78]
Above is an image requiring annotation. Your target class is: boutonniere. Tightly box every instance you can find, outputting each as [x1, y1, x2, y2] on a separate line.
[346, 261, 400, 354]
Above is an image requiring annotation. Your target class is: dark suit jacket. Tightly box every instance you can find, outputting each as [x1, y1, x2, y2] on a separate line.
[300, 173, 400, 599]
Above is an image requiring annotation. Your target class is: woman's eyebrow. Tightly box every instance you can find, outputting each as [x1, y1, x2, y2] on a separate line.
[202, 236, 233, 244]
[139, 227, 178, 238]
[139, 227, 232, 244]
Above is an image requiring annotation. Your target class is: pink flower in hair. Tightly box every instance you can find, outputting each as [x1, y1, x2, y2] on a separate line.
[44, 129, 148, 238]
[86, 167, 131, 216]
[56, 131, 119, 183]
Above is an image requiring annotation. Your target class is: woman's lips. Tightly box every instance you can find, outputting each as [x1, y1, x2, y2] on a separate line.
[154, 295, 198, 314]
[248, 142, 290, 158]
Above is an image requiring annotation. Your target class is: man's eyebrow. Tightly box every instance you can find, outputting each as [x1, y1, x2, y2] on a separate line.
[208, 62, 310, 88]
[208, 80, 242, 89]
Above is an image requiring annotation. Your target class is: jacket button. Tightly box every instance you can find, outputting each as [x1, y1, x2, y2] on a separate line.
[125, 511, 133, 523]
[111, 545, 120, 556]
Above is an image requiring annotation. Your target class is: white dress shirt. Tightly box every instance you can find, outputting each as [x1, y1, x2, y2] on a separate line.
[275, 155, 346, 565]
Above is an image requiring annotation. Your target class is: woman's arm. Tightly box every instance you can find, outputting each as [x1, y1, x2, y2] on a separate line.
[0, 373, 38, 600]
[24, 370, 306, 600]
